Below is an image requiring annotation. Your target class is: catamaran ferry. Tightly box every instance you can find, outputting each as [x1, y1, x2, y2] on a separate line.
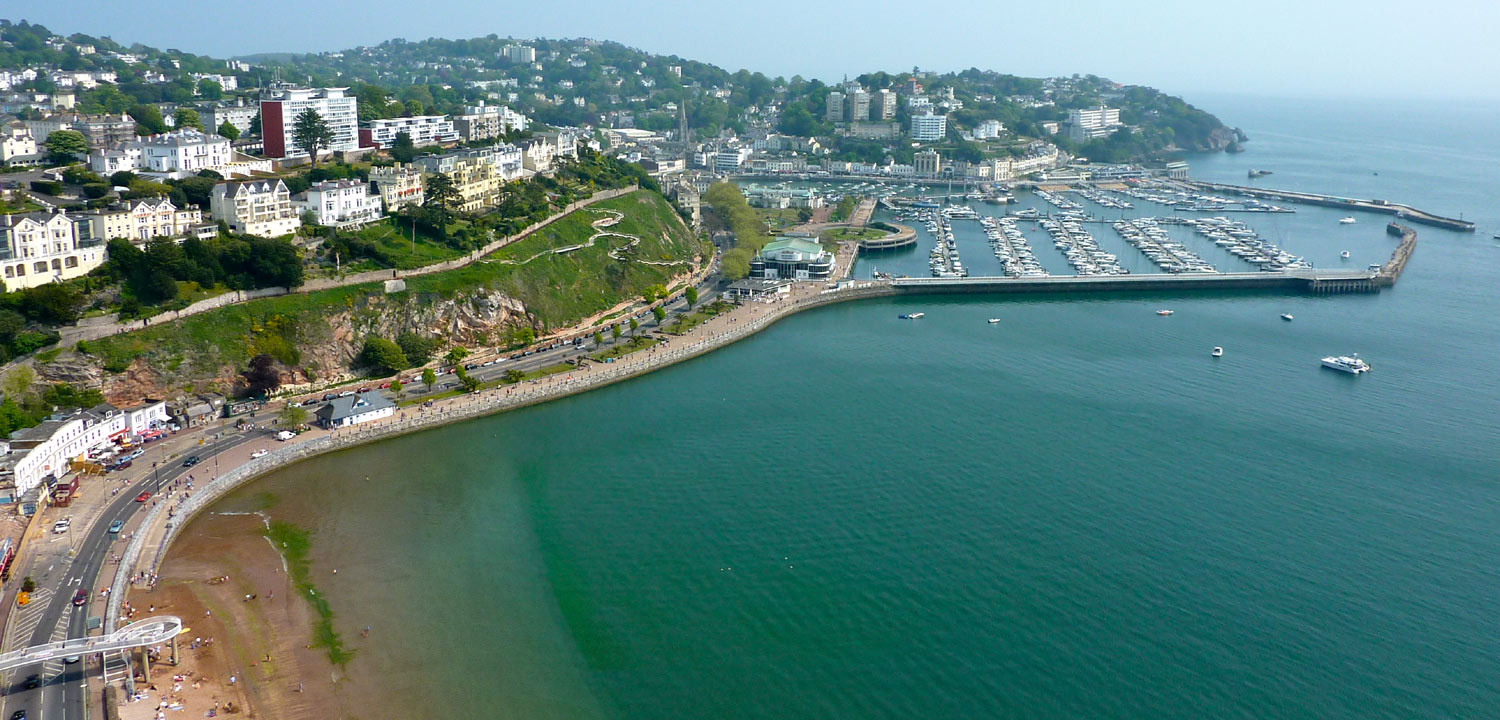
[1321, 355, 1371, 374]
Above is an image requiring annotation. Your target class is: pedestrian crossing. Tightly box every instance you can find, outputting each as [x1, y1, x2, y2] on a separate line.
[102, 650, 132, 684]
[40, 613, 70, 676]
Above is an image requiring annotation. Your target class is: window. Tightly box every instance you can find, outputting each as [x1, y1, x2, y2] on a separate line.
[64, 257, 78, 268]
[3, 266, 11, 278]
[33, 262, 46, 274]
[51, 259, 61, 271]
[15, 265, 24, 276]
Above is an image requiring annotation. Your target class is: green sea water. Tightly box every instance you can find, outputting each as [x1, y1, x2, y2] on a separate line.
[191, 94, 1500, 718]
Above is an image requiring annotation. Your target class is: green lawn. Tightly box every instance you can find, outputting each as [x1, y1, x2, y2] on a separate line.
[351, 219, 468, 269]
[82, 190, 705, 388]
[590, 335, 657, 361]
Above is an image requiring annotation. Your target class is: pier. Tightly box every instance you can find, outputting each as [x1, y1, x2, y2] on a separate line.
[1185, 181, 1475, 232]
[889, 268, 1383, 296]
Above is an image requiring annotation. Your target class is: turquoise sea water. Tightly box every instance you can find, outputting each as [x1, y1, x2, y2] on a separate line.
[193, 94, 1500, 719]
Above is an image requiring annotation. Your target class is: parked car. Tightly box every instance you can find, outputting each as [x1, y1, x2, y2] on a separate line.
[51, 519, 70, 534]
[275, 431, 296, 441]
[321, 393, 336, 401]
[72, 588, 87, 606]
[357, 387, 371, 393]
[111, 460, 132, 472]
[126, 449, 145, 460]
[135, 491, 151, 503]
[108, 519, 124, 534]
[338, 390, 356, 397]
[378, 382, 391, 389]
[251, 449, 268, 459]
[482, 360, 496, 367]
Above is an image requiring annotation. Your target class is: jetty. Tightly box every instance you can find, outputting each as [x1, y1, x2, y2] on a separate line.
[1185, 181, 1474, 232]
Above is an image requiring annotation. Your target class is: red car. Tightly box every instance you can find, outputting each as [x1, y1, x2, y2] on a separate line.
[72, 588, 87, 606]
[135, 491, 151, 503]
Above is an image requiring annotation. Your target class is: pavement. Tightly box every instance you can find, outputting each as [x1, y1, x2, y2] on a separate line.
[0, 425, 260, 720]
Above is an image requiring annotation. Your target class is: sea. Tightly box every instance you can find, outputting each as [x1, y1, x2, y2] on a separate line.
[182, 93, 1500, 719]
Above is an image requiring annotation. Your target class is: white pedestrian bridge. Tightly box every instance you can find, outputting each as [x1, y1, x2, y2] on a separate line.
[0, 616, 182, 673]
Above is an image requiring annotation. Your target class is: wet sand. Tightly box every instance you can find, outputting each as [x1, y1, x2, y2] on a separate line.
[125, 513, 346, 719]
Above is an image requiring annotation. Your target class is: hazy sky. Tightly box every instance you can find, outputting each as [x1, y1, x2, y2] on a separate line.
[14, 0, 1500, 100]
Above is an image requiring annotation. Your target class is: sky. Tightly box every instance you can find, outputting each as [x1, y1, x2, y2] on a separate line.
[14, 0, 1500, 101]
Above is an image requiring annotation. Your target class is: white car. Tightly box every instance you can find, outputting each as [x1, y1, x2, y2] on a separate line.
[52, 518, 70, 534]
[250, 449, 268, 459]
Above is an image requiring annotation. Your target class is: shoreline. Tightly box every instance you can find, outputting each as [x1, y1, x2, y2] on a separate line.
[106, 276, 891, 715]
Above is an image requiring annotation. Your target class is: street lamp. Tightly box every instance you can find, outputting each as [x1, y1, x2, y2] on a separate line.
[153, 461, 160, 495]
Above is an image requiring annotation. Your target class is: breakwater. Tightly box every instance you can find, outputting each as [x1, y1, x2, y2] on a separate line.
[1186, 181, 1474, 232]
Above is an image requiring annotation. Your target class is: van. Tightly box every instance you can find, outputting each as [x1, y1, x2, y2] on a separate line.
[275, 430, 296, 441]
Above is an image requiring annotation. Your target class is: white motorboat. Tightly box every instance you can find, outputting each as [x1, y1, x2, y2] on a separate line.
[1340, 251, 1351, 259]
[899, 312, 925, 319]
[1321, 355, 1371, 374]
[1156, 309, 1174, 316]
[1339, 217, 1357, 224]
[1281, 313, 1294, 321]
[1211, 347, 1223, 357]
[987, 318, 1000, 324]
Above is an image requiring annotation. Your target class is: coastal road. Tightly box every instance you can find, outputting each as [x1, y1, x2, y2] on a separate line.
[1, 431, 258, 720]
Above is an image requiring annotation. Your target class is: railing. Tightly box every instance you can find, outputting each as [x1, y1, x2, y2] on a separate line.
[0, 616, 181, 673]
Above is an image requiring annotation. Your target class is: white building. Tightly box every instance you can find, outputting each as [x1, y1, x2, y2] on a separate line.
[715, 147, 752, 173]
[259, 84, 359, 159]
[89, 129, 233, 179]
[190, 73, 238, 91]
[0, 122, 38, 163]
[210, 179, 301, 237]
[368, 163, 425, 210]
[502, 44, 537, 64]
[292, 180, 384, 228]
[521, 136, 557, 173]
[972, 119, 1005, 140]
[202, 100, 258, 136]
[910, 111, 948, 142]
[82, 198, 203, 243]
[361, 115, 458, 149]
[453, 103, 528, 142]
[1067, 105, 1123, 142]
[5, 401, 168, 499]
[316, 394, 395, 429]
[0, 211, 107, 290]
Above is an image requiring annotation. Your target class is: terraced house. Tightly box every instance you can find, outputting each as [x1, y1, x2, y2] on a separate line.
[209, 179, 301, 238]
[79, 197, 206, 243]
[0, 210, 106, 290]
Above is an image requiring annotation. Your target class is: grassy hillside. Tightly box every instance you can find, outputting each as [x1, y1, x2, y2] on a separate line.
[80, 190, 704, 387]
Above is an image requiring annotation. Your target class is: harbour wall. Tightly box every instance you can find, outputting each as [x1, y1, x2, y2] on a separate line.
[1187, 181, 1474, 232]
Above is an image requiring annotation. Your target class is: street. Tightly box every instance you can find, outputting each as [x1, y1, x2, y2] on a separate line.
[0, 431, 257, 720]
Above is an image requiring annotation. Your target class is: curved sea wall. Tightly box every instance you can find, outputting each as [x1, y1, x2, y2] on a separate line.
[104, 280, 896, 632]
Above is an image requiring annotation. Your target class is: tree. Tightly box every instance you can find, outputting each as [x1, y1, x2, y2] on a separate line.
[611, 324, 621, 343]
[444, 346, 468, 365]
[128, 105, 168, 135]
[396, 331, 438, 366]
[421, 367, 436, 391]
[278, 403, 308, 428]
[109, 170, 137, 187]
[390, 131, 417, 163]
[456, 367, 481, 393]
[1, 366, 36, 400]
[42, 130, 87, 163]
[390, 378, 404, 398]
[629, 317, 639, 335]
[503, 369, 524, 384]
[216, 120, 240, 141]
[196, 78, 223, 100]
[357, 337, 408, 376]
[291, 107, 335, 166]
[173, 108, 203, 131]
[593, 330, 604, 346]
[241, 353, 281, 396]
[721, 247, 754, 279]
[652, 306, 667, 325]
[684, 286, 698, 307]
[424, 173, 459, 213]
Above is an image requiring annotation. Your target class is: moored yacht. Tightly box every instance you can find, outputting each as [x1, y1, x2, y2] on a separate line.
[1339, 217, 1357, 224]
[1321, 354, 1371, 374]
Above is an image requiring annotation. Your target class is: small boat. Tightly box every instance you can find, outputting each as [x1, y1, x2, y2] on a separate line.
[1281, 313, 1294, 321]
[1321, 354, 1371, 374]
[1339, 217, 1357, 225]
[1156, 309, 1174, 316]
[1211, 346, 1223, 357]
[899, 312, 925, 320]
[987, 318, 1000, 324]
[1340, 251, 1351, 259]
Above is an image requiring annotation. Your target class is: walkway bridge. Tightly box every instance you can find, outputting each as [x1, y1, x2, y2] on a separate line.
[0, 616, 182, 673]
